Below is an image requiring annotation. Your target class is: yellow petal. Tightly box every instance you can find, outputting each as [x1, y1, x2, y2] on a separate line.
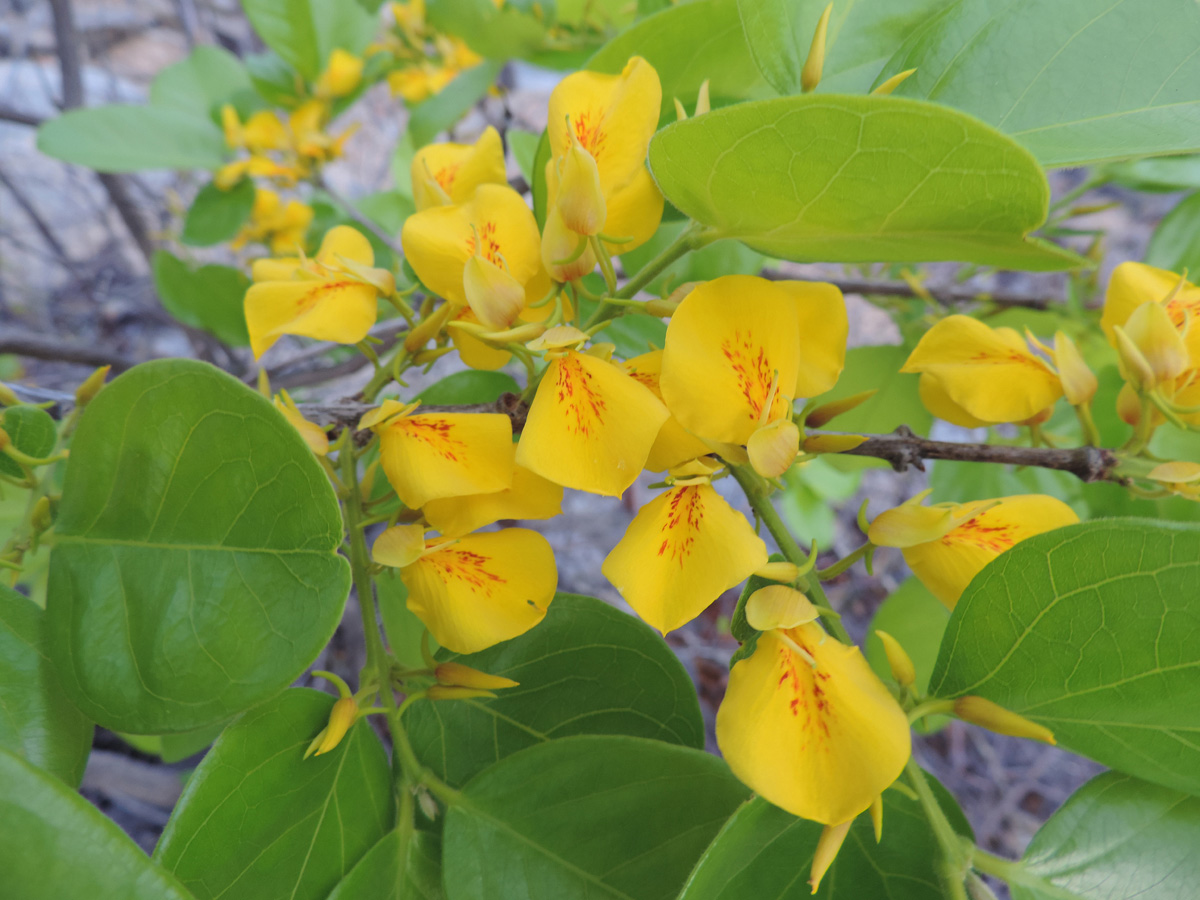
[401, 529, 557, 653]
[412, 125, 507, 211]
[423, 465, 563, 537]
[1121, 300, 1190, 388]
[379, 412, 515, 508]
[600, 166, 664, 256]
[358, 398, 413, 431]
[868, 501, 955, 547]
[315, 49, 363, 99]
[623, 350, 711, 472]
[242, 111, 288, 153]
[516, 350, 668, 496]
[252, 257, 303, 282]
[556, 129, 606, 236]
[903, 315, 1062, 423]
[747, 419, 800, 478]
[902, 495, 1079, 608]
[464, 254, 526, 330]
[717, 623, 911, 824]
[1101, 261, 1198, 343]
[273, 392, 328, 455]
[402, 184, 545, 307]
[661, 275, 801, 445]
[244, 277, 378, 359]
[810, 819, 852, 894]
[917, 373, 991, 428]
[372, 524, 428, 568]
[745, 585, 818, 631]
[602, 483, 768, 633]
[773, 281, 847, 398]
[316, 224, 374, 268]
[541, 205, 597, 282]
[1051, 331, 1097, 406]
[448, 311, 514, 370]
[1150, 460, 1200, 484]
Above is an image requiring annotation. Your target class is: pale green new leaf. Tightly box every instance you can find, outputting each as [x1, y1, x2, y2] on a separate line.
[1011, 772, 1200, 900]
[150, 45, 252, 116]
[46, 360, 351, 734]
[931, 520, 1200, 795]
[37, 106, 226, 172]
[878, 0, 1200, 167]
[648, 95, 1082, 269]
[152, 251, 251, 347]
[1145, 191, 1200, 277]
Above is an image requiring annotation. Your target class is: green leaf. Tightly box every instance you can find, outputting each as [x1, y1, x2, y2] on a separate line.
[152, 250, 252, 346]
[0, 586, 92, 786]
[0, 746, 194, 900]
[1146, 191, 1200, 277]
[377, 573, 430, 672]
[878, 0, 1200, 167]
[181, 179, 256, 247]
[408, 61, 504, 148]
[156, 689, 394, 900]
[866, 578, 950, 727]
[427, 0, 547, 59]
[930, 519, 1200, 795]
[1104, 154, 1200, 192]
[242, 0, 321, 80]
[403, 593, 704, 788]
[617, 223, 764, 297]
[37, 105, 226, 172]
[311, 0, 378, 67]
[45, 360, 351, 734]
[508, 129, 540, 184]
[325, 829, 443, 900]
[1010, 772, 1200, 900]
[416, 370, 519, 405]
[150, 45, 252, 116]
[679, 775, 970, 899]
[358, 189, 416, 238]
[815, 345, 932, 440]
[736, 0, 807, 95]
[649, 95, 1080, 270]
[531, 129, 551, 226]
[442, 735, 749, 900]
[0, 405, 56, 479]
[119, 719, 230, 764]
[929, 458, 1085, 516]
[246, 51, 302, 107]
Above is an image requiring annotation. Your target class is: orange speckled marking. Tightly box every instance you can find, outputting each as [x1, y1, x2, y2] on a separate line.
[567, 111, 606, 158]
[945, 515, 1017, 553]
[425, 548, 505, 596]
[554, 354, 607, 437]
[776, 633, 832, 749]
[721, 330, 780, 421]
[435, 162, 461, 193]
[968, 349, 1048, 371]
[393, 416, 466, 462]
[655, 486, 703, 566]
[1167, 294, 1200, 330]
[466, 220, 503, 265]
[294, 279, 355, 309]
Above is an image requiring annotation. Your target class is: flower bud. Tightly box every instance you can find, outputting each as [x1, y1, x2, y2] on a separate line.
[305, 696, 359, 758]
[869, 794, 884, 843]
[871, 68, 916, 96]
[417, 788, 440, 821]
[427, 685, 497, 701]
[753, 560, 801, 583]
[435, 661, 519, 691]
[954, 695, 1056, 745]
[1116, 382, 1148, 426]
[463, 255, 526, 330]
[1052, 331, 1097, 405]
[806, 390, 877, 428]
[542, 207, 597, 282]
[802, 433, 867, 454]
[695, 79, 711, 115]
[74, 365, 111, 408]
[1117, 301, 1188, 390]
[747, 419, 800, 478]
[0, 384, 20, 407]
[809, 819, 851, 893]
[482, 320, 547, 344]
[31, 496, 53, 533]
[414, 347, 454, 365]
[745, 585, 819, 632]
[874, 630, 915, 688]
[0, 428, 9, 452]
[644, 298, 679, 318]
[800, 3, 833, 93]
[556, 127, 606, 236]
[405, 303, 455, 353]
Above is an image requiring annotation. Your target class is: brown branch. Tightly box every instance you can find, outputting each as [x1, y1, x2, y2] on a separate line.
[297, 394, 529, 436]
[834, 425, 1118, 483]
[761, 270, 1060, 310]
[0, 329, 140, 371]
[0, 105, 44, 127]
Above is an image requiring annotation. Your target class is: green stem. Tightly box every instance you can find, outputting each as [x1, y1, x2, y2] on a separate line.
[815, 543, 872, 580]
[361, 344, 409, 402]
[970, 848, 1078, 900]
[1074, 402, 1102, 447]
[590, 235, 618, 295]
[906, 759, 970, 900]
[730, 465, 851, 644]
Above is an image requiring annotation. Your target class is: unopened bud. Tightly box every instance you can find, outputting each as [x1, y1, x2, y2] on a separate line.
[305, 696, 359, 758]
[372, 523, 427, 569]
[803, 433, 867, 454]
[0, 384, 19, 407]
[872, 68, 916, 96]
[435, 661, 519, 691]
[405, 303, 455, 353]
[695, 79, 711, 115]
[809, 819, 851, 893]
[747, 419, 800, 478]
[1113, 326, 1157, 392]
[464, 254, 526, 330]
[954, 696, 1056, 745]
[74, 366, 111, 408]
[556, 126, 606, 236]
[1051, 331, 1097, 406]
[414, 346, 454, 365]
[0, 428, 9, 452]
[542, 207, 597, 282]
[30, 496, 53, 534]
[807, 390, 877, 428]
[644, 298, 680, 318]
[1116, 382, 1147, 426]
[417, 787, 440, 821]
[869, 794, 884, 843]
[800, 3, 833, 93]
[316, 49, 363, 99]
[673, 97, 688, 121]
[1121, 301, 1188, 388]
[427, 685, 497, 701]
[874, 630, 915, 688]
[481, 320, 547, 344]
[753, 560, 801, 583]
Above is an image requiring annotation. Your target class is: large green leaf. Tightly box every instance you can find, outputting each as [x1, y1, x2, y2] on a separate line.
[930, 519, 1200, 795]
[679, 775, 970, 899]
[1146, 191, 1200, 277]
[442, 735, 750, 900]
[735, 0, 808, 95]
[324, 829, 443, 900]
[150, 45, 252, 117]
[152, 250, 251, 346]
[648, 95, 1080, 270]
[403, 593, 704, 787]
[181, 179, 256, 247]
[155, 689, 394, 900]
[1010, 772, 1200, 900]
[878, 0, 1200, 167]
[0, 586, 92, 785]
[1104, 154, 1200, 192]
[0, 746, 194, 900]
[46, 360, 350, 734]
[37, 106, 226, 172]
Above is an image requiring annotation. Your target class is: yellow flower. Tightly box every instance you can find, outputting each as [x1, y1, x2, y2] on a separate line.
[304, 696, 360, 758]
[659, 275, 846, 476]
[869, 494, 1079, 609]
[411, 126, 507, 211]
[544, 57, 664, 256]
[374, 526, 557, 653]
[516, 347, 669, 496]
[1148, 460, 1200, 500]
[315, 49, 364, 99]
[1113, 295, 1190, 391]
[289, 100, 356, 165]
[244, 226, 388, 359]
[902, 315, 1063, 425]
[221, 106, 289, 154]
[273, 390, 328, 455]
[402, 184, 551, 324]
[602, 479, 767, 634]
[622, 350, 711, 472]
[214, 154, 297, 191]
[717, 600, 910, 825]
[423, 465, 563, 536]
[232, 189, 313, 254]
[364, 400, 515, 510]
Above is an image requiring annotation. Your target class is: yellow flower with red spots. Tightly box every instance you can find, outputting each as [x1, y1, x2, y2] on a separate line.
[411, 126, 507, 211]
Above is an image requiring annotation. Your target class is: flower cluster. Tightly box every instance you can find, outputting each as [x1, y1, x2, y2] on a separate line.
[373, 0, 486, 104]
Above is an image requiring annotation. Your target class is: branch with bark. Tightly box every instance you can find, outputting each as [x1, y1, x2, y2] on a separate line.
[761, 270, 1063, 310]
